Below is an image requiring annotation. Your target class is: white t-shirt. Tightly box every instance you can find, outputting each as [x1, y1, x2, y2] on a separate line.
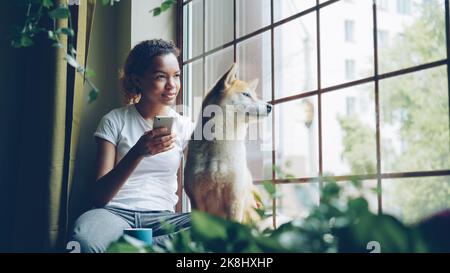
[94, 104, 194, 212]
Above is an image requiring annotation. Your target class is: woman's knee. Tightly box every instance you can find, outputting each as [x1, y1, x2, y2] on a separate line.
[70, 208, 130, 253]
[71, 230, 107, 253]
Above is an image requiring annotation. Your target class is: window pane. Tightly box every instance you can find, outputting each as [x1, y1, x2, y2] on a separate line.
[344, 20, 355, 43]
[183, 0, 203, 61]
[377, 0, 389, 11]
[183, 60, 204, 123]
[205, 0, 234, 51]
[396, 0, 412, 15]
[274, 0, 316, 22]
[236, 32, 273, 181]
[345, 59, 356, 80]
[205, 46, 234, 92]
[377, 29, 389, 49]
[237, 31, 272, 102]
[275, 96, 319, 179]
[322, 83, 377, 176]
[276, 183, 320, 222]
[383, 176, 450, 224]
[320, 0, 374, 88]
[274, 12, 317, 99]
[380, 66, 450, 173]
[237, 0, 271, 37]
[377, 0, 446, 74]
[247, 115, 273, 181]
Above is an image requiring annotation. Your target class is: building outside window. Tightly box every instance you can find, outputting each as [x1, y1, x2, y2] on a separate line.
[378, 0, 389, 11]
[397, 0, 412, 14]
[377, 29, 389, 48]
[344, 19, 355, 42]
[345, 59, 356, 80]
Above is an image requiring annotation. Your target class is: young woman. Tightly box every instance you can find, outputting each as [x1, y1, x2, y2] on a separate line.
[71, 39, 194, 253]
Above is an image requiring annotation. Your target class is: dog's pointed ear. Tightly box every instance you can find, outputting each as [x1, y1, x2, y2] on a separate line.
[248, 79, 259, 91]
[219, 63, 237, 89]
[225, 63, 238, 88]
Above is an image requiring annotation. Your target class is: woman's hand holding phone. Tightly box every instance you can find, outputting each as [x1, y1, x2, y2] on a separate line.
[132, 127, 177, 157]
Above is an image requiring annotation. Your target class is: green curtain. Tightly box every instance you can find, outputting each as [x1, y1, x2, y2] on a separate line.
[11, 0, 96, 252]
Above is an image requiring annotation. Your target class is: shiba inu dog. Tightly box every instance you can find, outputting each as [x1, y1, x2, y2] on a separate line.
[184, 64, 272, 223]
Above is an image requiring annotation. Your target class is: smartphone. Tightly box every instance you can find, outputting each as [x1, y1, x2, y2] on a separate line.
[153, 116, 174, 134]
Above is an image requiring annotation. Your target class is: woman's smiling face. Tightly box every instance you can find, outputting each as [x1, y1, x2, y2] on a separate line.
[136, 53, 181, 106]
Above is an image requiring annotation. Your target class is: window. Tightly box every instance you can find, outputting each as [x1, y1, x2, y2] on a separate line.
[378, 0, 389, 11]
[377, 30, 389, 48]
[397, 0, 412, 14]
[322, 1, 373, 87]
[345, 59, 356, 80]
[181, 0, 450, 225]
[344, 19, 355, 42]
[346, 96, 356, 116]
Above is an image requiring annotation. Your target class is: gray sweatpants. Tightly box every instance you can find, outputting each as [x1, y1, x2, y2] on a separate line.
[70, 206, 190, 253]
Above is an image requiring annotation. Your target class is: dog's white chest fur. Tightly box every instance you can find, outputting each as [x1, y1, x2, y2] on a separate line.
[184, 138, 254, 222]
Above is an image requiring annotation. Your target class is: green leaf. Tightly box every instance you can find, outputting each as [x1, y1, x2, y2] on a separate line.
[20, 35, 34, 47]
[190, 211, 262, 252]
[347, 197, 369, 215]
[321, 182, 341, 201]
[285, 174, 296, 180]
[85, 68, 96, 78]
[52, 42, 63, 48]
[69, 46, 77, 55]
[254, 234, 289, 252]
[153, 7, 161, 16]
[11, 40, 21, 48]
[349, 178, 362, 189]
[272, 164, 282, 175]
[59, 27, 74, 37]
[101, 0, 111, 5]
[65, 54, 79, 69]
[9, 26, 23, 48]
[191, 210, 227, 241]
[48, 7, 70, 19]
[12, 33, 29, 48]
[370, 186, 381, 195]
[336, 214, 412, 253]
[262, 180, 277, 199]
[47, 30, 56, 40]
[254, 207, 266, 219]
[161, 0, 174, 11]
[88, 89, 98, 103]
[42, 0, 53, 8]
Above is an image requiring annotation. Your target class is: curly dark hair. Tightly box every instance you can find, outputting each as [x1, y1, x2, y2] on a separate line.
[119, 39, 180, 104]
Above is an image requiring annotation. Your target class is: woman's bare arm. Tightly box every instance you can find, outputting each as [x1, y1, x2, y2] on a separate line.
[92, 138, 143, 207]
